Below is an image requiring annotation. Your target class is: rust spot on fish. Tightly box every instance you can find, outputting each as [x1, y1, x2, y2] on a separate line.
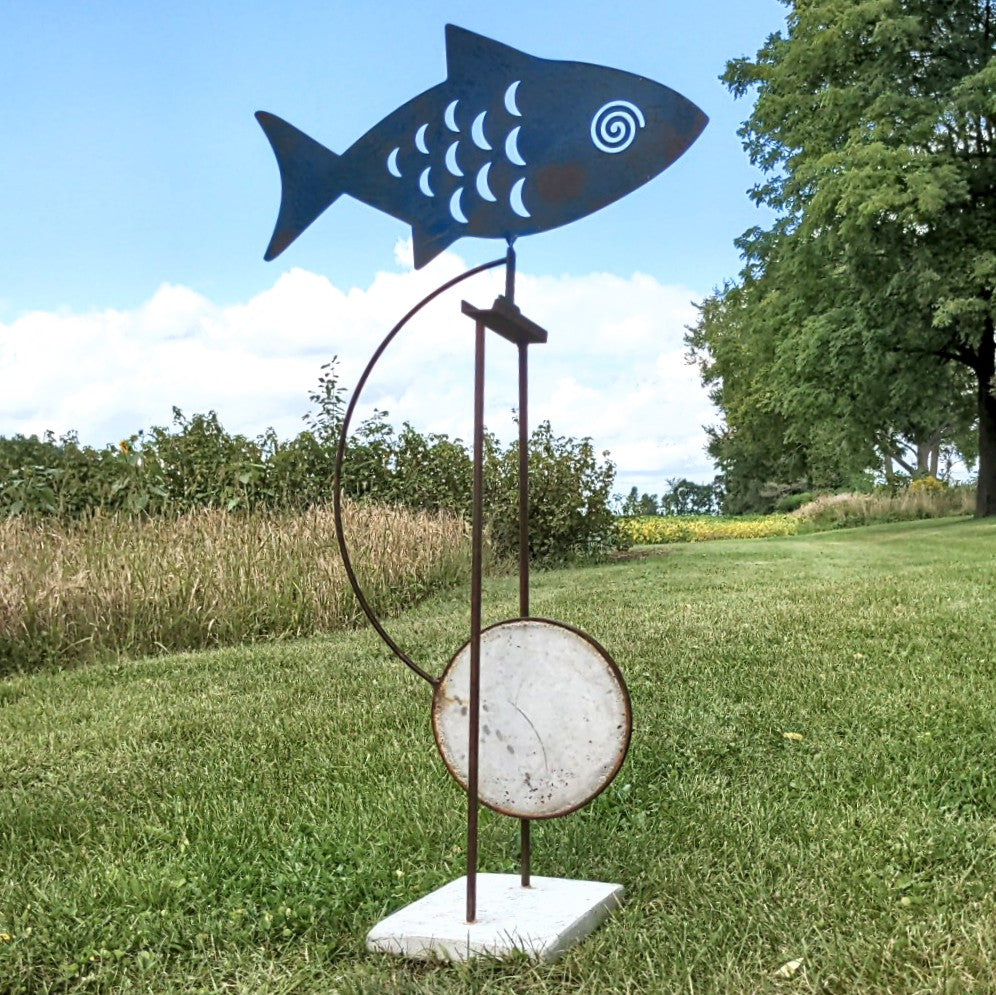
[535, 164, 586, 203]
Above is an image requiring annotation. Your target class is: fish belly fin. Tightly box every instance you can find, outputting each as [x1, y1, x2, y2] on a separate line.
[255, 111, 343, 261]
[411, 224, 459, 270]
[444, 24, 530, 83]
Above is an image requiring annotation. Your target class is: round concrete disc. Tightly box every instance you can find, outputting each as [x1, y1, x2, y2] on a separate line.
[432, 618, 631, 820]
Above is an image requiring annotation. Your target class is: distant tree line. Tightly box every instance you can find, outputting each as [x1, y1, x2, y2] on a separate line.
[619, 478, 720, 517]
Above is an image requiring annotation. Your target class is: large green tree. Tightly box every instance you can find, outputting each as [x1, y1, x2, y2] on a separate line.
[699, 0, 995, 514]
[687, 278, 865, 512]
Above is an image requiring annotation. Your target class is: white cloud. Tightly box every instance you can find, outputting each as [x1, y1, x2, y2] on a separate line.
[0, 251, 717, 495]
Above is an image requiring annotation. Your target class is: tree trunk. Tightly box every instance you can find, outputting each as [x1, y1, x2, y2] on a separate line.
[977, 385, 996, 517]
[976, 317, 996, 518]
[882, 446, 895, 481]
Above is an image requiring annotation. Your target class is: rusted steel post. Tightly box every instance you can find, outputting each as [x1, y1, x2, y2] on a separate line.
[504, 243, 533, 887]
[466, 315, 486, 924]
[517, 342, 530, 618]
[517, 336, 532, 888]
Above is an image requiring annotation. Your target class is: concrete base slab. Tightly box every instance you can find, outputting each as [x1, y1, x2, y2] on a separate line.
[366, 873, 623, 962]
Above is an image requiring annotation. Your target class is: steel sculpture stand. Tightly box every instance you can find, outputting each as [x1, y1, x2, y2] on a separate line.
[335, 249, 629, 961]
[258, 16, 711, 967]
[332, 255, 508, 685]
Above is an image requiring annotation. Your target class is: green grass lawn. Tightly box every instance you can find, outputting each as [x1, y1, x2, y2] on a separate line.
[2, 518, 995, 993]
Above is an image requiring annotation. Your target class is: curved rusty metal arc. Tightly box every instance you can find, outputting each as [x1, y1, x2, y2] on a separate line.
[332, 255, 508, 687]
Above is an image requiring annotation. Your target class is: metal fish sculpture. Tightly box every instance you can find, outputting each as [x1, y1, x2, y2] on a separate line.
[256, 25, 707, 269]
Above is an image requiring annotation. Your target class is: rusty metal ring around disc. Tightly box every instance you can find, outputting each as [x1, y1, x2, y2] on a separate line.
[432, 618, 631, 820]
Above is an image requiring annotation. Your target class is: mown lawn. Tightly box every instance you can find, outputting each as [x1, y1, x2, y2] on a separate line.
[2, 518, 995, 993]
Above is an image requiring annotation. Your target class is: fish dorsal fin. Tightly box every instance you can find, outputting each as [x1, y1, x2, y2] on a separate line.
[445, 24, 531, 84]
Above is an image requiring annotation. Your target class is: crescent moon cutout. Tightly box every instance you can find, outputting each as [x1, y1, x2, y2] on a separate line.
[449, 187, 468, 224]
[471, 111, 491, 151]
[445, 140, 463, 177]
[510, 177, 530, 218]
[386, 147, 402, 178]
[415, 123, 429, 154]
[475, 162, 497, 202]
[419, 166, 434, 197]
[445, 99, 460, 132]
[504, 80, 522, 116]
[505, 126, 526, 167]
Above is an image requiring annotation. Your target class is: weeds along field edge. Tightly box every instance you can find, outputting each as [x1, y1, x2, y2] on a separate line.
[793, 485, 975, 529]
[617, 486, 977, 546]
[0, 503, 470, 677]
[3, 484, 978, 677]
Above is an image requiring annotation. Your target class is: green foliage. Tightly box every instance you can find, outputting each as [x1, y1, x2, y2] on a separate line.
[485, 421, 618, 562]
[659, 477, 719, 516]
[620, 486, 659, 517]
[0, 362, 621, 564]
[301, 359, 346, 444]
[386, 424, 473, 514]
[619, 479, 719, 518]
[0, 430, 168, 518]
[694, 0, 996, 515]
[686, 283, 864, 513]
[774, 490, 814, 513]
[145, 410, 266, 512]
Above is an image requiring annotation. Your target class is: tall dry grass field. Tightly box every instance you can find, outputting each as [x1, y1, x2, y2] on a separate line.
[0, 503, 469, 676]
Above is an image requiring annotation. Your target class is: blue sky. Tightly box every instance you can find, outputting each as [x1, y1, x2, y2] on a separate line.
[1, 0, 786, 496]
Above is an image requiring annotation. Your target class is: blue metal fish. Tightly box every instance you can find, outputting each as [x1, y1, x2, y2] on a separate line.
[257, 25, 707, 269]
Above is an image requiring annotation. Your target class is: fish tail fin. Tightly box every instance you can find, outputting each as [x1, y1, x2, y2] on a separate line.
[255, 111, 343, 261]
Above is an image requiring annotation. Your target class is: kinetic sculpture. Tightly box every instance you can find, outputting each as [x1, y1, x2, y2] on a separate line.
[257, 24, 706, 961]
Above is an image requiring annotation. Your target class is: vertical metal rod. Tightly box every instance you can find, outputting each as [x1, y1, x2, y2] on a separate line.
[505, 243, 532, 887]
[517, 343, 530, 619]
[466, 316, 486, 924]
[520, 817, 531, 888]
[517, 338, 532, 888]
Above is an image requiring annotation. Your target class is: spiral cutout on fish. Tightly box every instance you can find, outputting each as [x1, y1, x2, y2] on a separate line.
[590, 101, 646, 154]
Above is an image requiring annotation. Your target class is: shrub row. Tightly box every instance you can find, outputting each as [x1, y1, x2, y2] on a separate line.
[1, 363, 620, 563]
[0, 410, 471, 520]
